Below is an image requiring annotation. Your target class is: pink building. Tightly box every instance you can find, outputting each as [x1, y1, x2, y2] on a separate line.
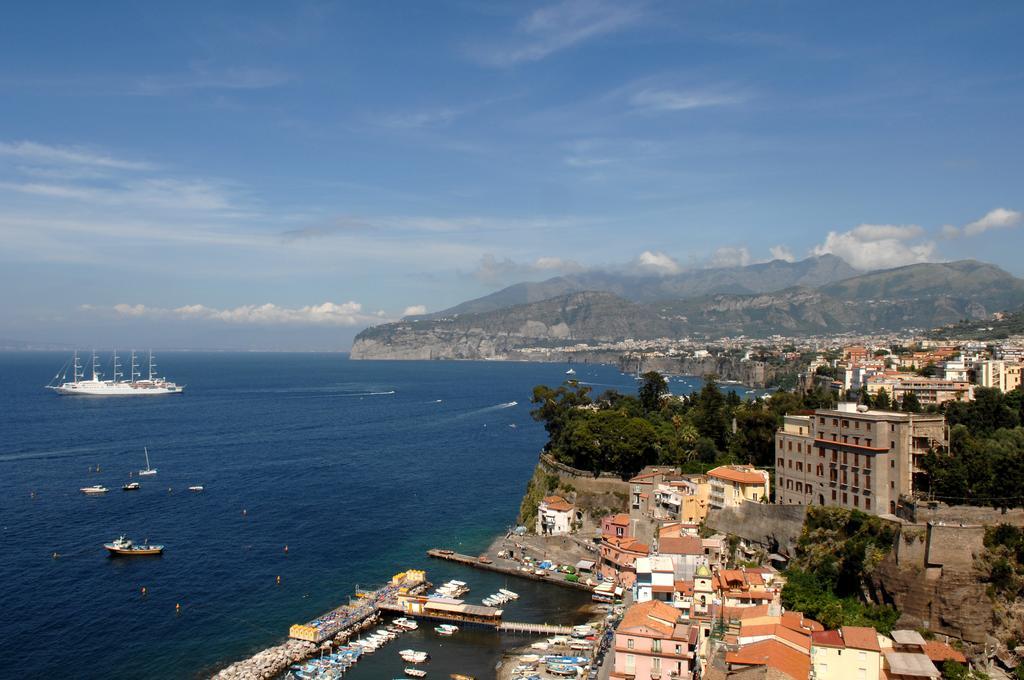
[612, 600, 697, 680]
[602, 512, 634, 539]
[600, 536, 650, 587]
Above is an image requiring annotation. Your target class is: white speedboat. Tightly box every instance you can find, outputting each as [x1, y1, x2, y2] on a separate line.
[499, 588, 519, 599]
[80, 485, 109, 495]
[188, 485, 204, 492]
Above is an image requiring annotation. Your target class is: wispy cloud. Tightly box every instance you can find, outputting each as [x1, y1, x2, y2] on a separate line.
[769, 245, 796, 262]
[0, 178, 240, 212]
[377, 108, 464, 130]
[281, 214, 588, 241]
[0, 141, 154, 171]
[629, 87, 747, 112]
[86, 301, 387, 326]
[469, 0, 645, 67]
[135, 65, 291, 95]
[468, 254, 586, 285]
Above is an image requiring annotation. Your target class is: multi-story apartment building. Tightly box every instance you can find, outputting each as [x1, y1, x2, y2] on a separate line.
[612, 600, 698, 680]
[977, 359, 1023, 393]
[775, 403, 947, 516]
[707, 465, 770, 510]
[865, 374, 974, 406]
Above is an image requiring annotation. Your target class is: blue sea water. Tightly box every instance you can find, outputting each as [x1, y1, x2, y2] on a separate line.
[0, 354, 746, 678]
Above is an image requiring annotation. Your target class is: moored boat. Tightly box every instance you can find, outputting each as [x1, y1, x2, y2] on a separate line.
[405, 669, 427, 678]
[80, 485, 109, 494]
[122, 482, 140, 491]
[104, 535, 164, 556]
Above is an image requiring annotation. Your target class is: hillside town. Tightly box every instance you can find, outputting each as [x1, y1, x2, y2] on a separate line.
[506, 333, 1024, 680]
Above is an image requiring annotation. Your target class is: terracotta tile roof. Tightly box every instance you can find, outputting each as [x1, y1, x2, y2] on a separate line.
[652, 584, 675, 592]
[811, 630, 845, 648]
[842, 626, 881, 652]
[708, 465, 768, 485]
[781, 611, 823, 633]
[725, 639, 810, 680]
[923, 641, 966, 664]
[541, 495, 574, 512]
[674, 580, 694, 596]
[603, 536, 650, 555]
[618, 600, 684, 639]
[658, 535, 704, 555]
[739, 622, 812, 652]
[737, 605, 772, 620]
[607, 513, 630, 526]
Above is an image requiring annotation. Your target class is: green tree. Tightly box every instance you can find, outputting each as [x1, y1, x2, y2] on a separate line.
[638, 371, 669, 413]
[901, 391, 922, 413]
[860, 388, 873, 409]
[874, 388, 891, 410]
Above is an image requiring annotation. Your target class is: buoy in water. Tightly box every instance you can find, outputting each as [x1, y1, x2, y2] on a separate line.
[141, 586, 147, 596]
[176, 602, 181, 614]
[242, 509, 247, 516]
[276, 575, 281, 585]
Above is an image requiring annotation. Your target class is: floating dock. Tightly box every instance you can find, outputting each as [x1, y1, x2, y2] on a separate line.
[427, 549, 593, 591]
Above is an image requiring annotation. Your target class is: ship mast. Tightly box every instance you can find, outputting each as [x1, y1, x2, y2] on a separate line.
[91, 350, 100, 381]
[73, 350, 82, 384]
[148, 350, 155, 381]
[130, 350, 139, 383]
[112, 349, 122, 383]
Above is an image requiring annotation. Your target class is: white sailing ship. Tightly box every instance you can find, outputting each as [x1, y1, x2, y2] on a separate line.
[47, 350, 184, 396]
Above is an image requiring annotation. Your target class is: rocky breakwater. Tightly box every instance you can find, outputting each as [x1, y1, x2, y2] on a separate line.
[212, 639, 317, 680]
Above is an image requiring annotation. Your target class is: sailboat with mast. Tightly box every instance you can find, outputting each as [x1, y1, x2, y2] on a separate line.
[46, 350, 184, 395]
[139, 447, 157, 476]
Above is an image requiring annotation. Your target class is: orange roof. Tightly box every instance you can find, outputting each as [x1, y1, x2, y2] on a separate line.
[541, 496, 574, 512]
[658, 534, 703, 556]
[726, 639, 810, 680]
[606, 513, 630, 526]
[739, 623, 812, 652]
[923, 641, 966, 664]
[674, 580, 694, 596]
[708, 465, 768, 485]
[842, 626, 881, 652]
[618, 600, 685, 639]
[737, 605, 772, 620]
[780, 611, 823, 633]
[603, 536, 650, 555]
[811, 630, 845, 648]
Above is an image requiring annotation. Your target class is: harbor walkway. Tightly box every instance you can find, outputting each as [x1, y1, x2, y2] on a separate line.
[427, 549, 593, 591]
[497, 621, 574, 635]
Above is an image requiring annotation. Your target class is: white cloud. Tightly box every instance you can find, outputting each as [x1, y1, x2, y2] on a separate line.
[470, 0, 644, 67]
[768, 245, 796, 262]
[402, 305, 427, 316]
[0, 178, 239, 212]
[469, 254, 586, 285]
[629, 88, 745, 112]
[940, 224, 961, 239]
[634, 250, 682, 275]
[810, 224, 936, 270]
[708, 246, 752, 268]
[0, 140, 153, 170]
[95, 301, 383, 326]
[963, 207, 1022, 236]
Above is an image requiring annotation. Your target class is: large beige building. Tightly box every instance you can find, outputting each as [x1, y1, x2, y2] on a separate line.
[977, 359, 1023, 393]
[707, 465, 770, 510]
[775, 403, 947, 516]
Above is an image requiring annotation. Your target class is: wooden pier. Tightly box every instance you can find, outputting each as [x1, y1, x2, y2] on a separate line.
[426, 549, 593, 592]
[498, 621, 574, 635]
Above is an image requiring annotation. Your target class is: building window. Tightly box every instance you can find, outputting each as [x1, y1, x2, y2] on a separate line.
[855, 421, 860, 429]
[890, 460, 895, 468]
[833, 418, 838, 426]
[832, 490, 837, 500]
[842, 420, 849, 427]
[788, 441, 792, 451]
[627, 638, 634, 649]
[866, 423, 871, 431]
[865, 498, 871, 510]
[853, 495, 859, 507]
[652, 639, 661, 653]
[843, 493, 848, 503]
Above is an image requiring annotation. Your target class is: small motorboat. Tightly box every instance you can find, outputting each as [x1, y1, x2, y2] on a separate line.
[405, 669, 427, 678]
[434, 624, 458, 636]
[188, 485, 204, 492]
[400, 649, 429, 663]
[80, 485, 109, 495]
[104, 535, 163, 556]
[122, 482, 141, 491]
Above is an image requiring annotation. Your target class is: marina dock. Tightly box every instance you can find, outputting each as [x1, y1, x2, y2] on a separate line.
[427, 548, 594, 591]
[497, 621, 574, 635]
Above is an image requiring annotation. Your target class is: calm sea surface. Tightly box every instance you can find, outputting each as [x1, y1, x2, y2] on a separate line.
[0, 353, 745, 678]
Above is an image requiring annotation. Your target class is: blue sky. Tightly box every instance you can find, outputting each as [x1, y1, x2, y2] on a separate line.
[1, 1, 1022, 349]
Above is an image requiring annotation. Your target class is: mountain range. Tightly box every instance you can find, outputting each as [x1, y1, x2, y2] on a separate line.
[351, 258, 1024, 359]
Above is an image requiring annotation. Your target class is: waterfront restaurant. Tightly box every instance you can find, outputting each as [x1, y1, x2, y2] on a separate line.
[394, 594, 504, 627]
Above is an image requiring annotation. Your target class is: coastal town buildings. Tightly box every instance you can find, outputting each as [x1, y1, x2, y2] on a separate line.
[707, 465, 771, 509]
[633, 555, 676, 604]
[611, 600, 698, 680]
[810, 626, 884, 679]
[864, 373, 974, 406]
[599, 535, 650, 587]
[775, 403, 948, 516]
[655, 523, 708, 580]
[977, 359, 1023, 392]
[535, 495, 576, 535]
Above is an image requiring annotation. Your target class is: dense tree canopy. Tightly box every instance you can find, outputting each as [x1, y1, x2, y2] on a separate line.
[530, 376, 836, 479]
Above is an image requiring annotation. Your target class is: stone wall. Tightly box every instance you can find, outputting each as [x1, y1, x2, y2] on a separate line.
[704, 502, 808, 558]
[900, 499, 1024, 527]
[538, 453, 631, 496]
